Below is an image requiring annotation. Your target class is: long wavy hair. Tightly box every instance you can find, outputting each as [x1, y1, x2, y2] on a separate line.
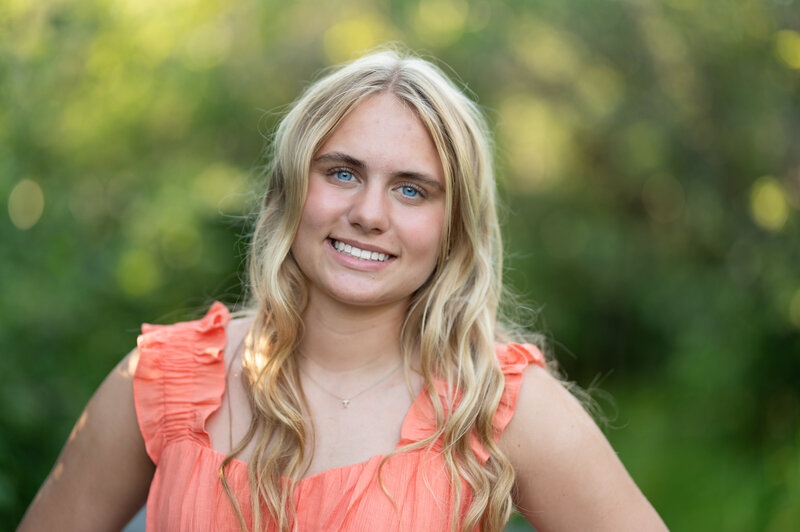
[220, 48, 540, 532]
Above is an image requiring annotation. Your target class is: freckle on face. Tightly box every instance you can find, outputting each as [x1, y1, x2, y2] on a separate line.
[290, 93, 447, 309]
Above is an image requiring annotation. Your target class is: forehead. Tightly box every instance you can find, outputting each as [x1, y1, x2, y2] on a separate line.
[314, 93, 445, 183]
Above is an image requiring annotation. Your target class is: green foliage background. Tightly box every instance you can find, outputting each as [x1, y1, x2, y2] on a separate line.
[3, 0, 800, 529]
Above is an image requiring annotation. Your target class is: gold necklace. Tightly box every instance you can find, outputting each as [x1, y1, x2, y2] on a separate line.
[299, 361, 402, 409]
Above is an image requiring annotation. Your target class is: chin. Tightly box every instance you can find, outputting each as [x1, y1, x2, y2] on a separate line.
[325, 288, 402, 309]
[335, 294, 392, 307]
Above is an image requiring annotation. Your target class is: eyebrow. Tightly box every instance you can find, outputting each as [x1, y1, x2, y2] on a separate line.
[314, 151, 365, 171]
[313, 151, 443, 191]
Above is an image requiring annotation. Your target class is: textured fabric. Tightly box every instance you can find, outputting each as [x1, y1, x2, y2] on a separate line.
[134, 302, 545, 531]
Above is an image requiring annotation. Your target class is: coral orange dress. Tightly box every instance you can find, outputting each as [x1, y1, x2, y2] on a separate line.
[134, 302, 544, 531]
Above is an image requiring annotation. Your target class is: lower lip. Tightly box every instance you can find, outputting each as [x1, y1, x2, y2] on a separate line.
[326, 239, 394, 271]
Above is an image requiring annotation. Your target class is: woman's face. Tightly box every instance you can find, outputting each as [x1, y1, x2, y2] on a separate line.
[291, 93, 446, 310]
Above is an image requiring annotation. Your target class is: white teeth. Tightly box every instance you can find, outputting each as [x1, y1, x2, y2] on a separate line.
[331, 240, 390, 262]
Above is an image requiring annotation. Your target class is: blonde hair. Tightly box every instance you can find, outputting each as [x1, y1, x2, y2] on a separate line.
[221, 48, 531, 531]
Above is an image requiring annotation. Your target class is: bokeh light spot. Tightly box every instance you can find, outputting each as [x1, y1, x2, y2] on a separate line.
[137, 18, 179, 67]
[775, 30, 800, 69]
[324, 15, 391, 63]
[3, 0, 32, 19]
[181, 22, 232, 70]
[8, 179, 45, 230]
[114, 0, 161, 18]
[86, 34, 125, 82]
[498, 95, 572, 190]
[576, 64, 623, 120]
[511, 19, 582, 83]
[116, 249, 161, 296]
[413, 0, 468, 47]
[196, 163, 248, 213]
[750, 176, 788, 231]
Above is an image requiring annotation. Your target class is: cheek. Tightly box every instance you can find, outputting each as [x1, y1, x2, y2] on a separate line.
[402, 209, 446, 263]
[292, 193, 330, 258]
[297, 190, 335, 233]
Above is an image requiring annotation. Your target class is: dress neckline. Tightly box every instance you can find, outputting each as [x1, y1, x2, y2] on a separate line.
[201, 303, 429, 483]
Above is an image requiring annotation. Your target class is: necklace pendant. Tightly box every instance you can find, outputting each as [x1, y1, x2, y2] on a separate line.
[342, 399, 350, 408]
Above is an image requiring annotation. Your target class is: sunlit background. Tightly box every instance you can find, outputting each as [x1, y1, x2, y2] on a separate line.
[2, 0, 799, 530]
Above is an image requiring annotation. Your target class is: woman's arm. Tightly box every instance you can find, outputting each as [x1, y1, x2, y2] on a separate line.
[18, 349, 155, 532]
[500, 364, 668, 531]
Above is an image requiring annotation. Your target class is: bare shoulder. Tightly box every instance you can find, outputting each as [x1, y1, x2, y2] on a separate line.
[18, 348, 155, 532]
[499, 365, 668, 531]
[223, 314, 255, 370]
[500, 364, 597, 459]
[227, 314, 254, 345]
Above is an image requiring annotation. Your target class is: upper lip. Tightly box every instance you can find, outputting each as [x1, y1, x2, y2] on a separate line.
[329, 237, 395, 256]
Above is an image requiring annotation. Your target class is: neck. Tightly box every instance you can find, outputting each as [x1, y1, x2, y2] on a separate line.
[298, 295, 408, 374]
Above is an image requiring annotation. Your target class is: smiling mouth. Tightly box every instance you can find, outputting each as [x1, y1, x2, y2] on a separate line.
[330, 239, 392, 262]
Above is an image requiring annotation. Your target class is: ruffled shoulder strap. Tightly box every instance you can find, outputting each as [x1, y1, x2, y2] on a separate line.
[475, 343, 546, 462]
[398, 342, 546, 463]
[133, 301, 230, 465]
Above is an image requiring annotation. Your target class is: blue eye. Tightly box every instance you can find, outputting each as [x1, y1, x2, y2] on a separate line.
[335, 170, 354, 182]
[400, 185, 420, 198]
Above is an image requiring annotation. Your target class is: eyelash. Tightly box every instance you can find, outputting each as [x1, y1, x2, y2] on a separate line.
[396, 182, 425, 199]
[325, 168, 426, 199]
[329, 168, 356, 182]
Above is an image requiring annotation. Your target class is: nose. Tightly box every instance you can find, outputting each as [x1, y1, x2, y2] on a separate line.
[347, 182, 389, 233]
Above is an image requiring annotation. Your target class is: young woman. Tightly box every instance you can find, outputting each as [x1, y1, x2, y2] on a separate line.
[20, 50, 668, 531]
